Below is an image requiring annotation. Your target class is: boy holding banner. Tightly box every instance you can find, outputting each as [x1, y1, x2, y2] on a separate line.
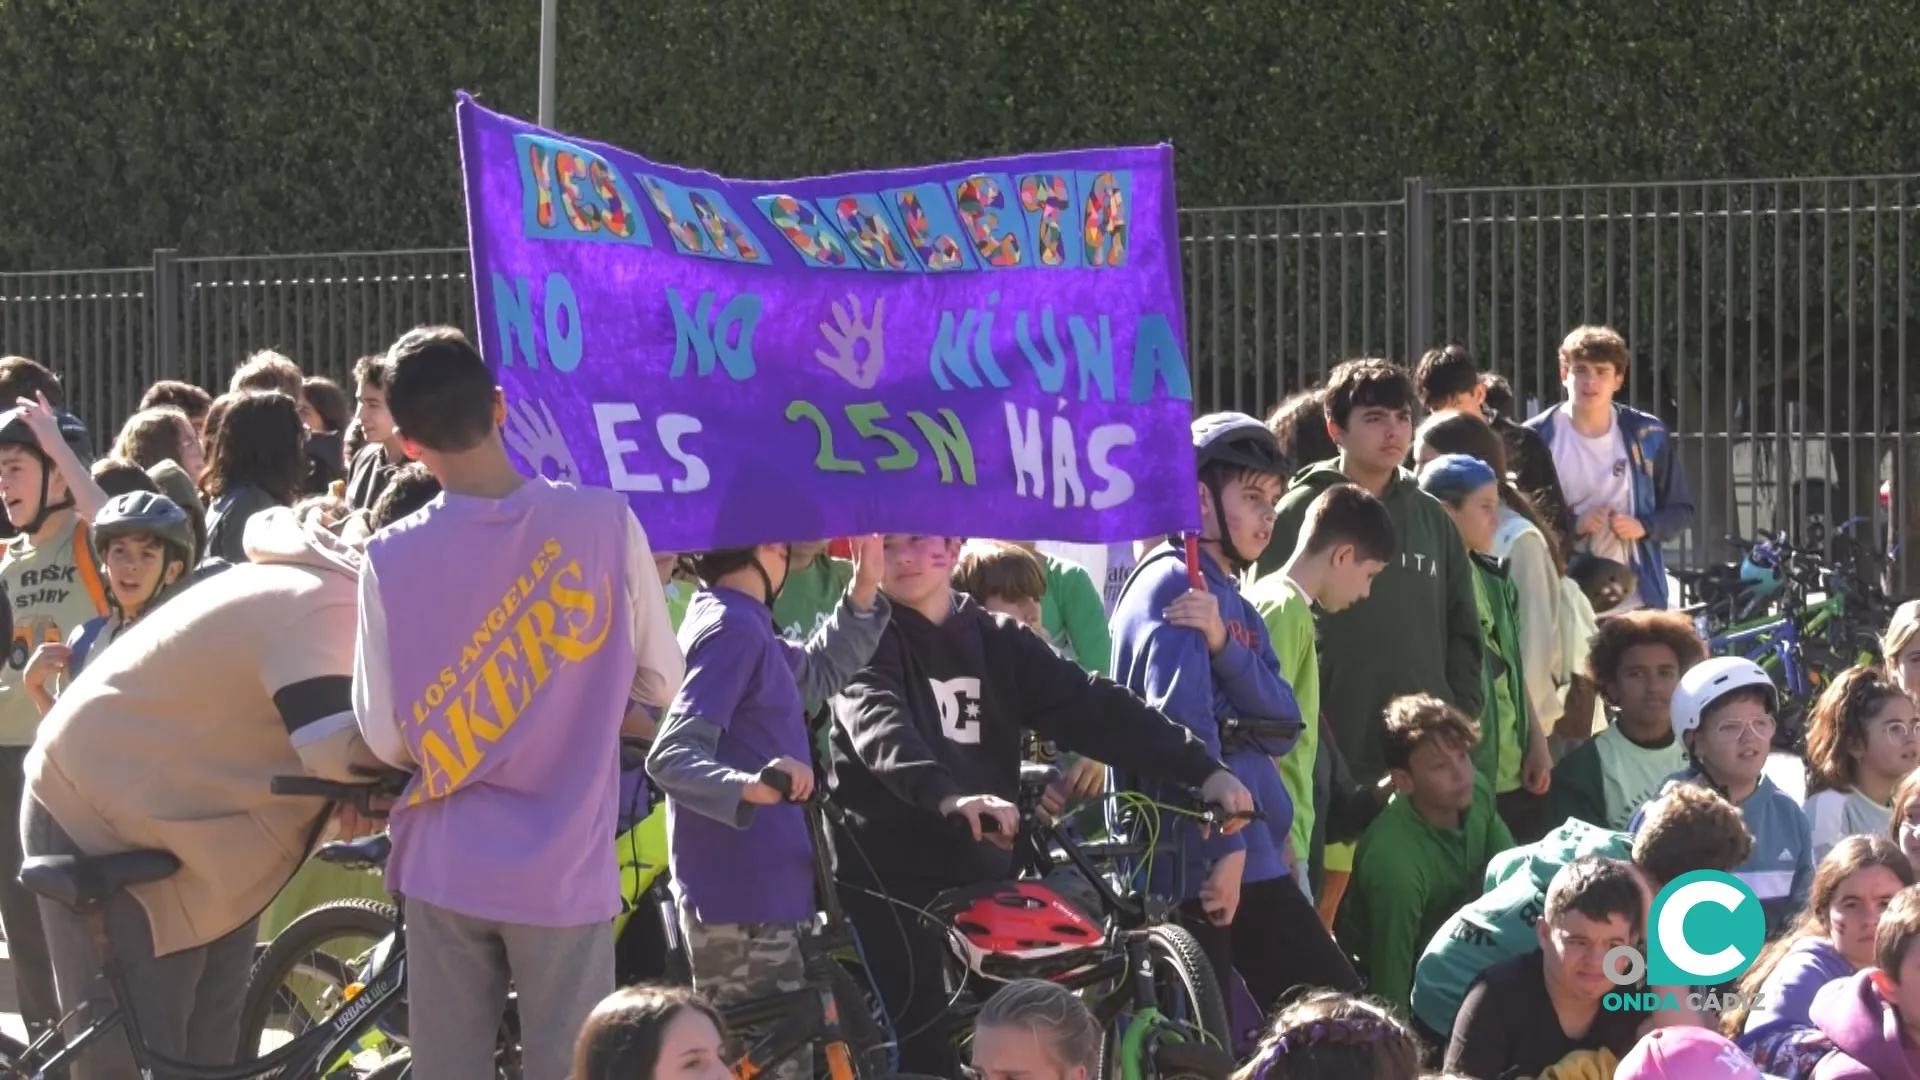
[645, 537, 888, 1080]
[1109, 412, 1361, 1014]
[351, 326, 684, 1080]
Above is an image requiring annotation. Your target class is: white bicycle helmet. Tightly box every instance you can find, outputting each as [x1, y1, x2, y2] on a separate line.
[1671, 656, 1777, 738]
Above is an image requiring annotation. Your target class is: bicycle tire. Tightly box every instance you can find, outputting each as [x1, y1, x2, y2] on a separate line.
[236, 897, 400, 1063]
[1142, 925, 1231, 1050]
[1149, 1040, 1237, 1080]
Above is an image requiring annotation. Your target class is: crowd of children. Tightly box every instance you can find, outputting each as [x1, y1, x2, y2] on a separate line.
[0, 318, 1917, 1080]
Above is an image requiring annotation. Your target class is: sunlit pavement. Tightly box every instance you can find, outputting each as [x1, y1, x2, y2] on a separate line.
[0, 940, 27, 1042]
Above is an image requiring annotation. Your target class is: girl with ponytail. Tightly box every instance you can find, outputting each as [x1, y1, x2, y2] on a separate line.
[1804, 665, 1919, 858]
[1733, 835, 1913, 1063]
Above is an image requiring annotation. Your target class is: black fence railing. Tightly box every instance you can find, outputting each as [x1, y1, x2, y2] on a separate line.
[4, 173, 1918, 588]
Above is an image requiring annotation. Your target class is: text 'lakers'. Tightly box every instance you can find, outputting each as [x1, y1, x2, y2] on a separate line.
[406, 537, 613, 800]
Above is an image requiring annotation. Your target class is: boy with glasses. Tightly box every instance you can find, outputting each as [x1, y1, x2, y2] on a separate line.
[1629, 656, 1814, 934]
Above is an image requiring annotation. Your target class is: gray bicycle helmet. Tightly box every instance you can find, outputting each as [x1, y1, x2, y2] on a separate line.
[0, 408, 94, 536]
[1193, 412, 1288, 476]
[91, 491, 196, 568]
[1192, 412, 1288, 570]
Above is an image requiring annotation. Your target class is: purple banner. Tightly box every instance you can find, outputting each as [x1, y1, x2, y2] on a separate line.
[457, 94, 1197, 552]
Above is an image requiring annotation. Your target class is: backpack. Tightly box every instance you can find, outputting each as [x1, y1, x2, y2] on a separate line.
[66, 617, 109, 683]
[1492, 514, 1602, 734]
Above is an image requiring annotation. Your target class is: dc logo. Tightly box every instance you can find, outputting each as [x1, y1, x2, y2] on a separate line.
[1604, 870, 1766, 986]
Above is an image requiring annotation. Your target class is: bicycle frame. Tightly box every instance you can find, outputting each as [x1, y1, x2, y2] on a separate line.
[715, 793, 884, 1080]
[721, 961, 861, 1080]
[14, 908, 408, 1080]
[1711, 615, 1808, 697]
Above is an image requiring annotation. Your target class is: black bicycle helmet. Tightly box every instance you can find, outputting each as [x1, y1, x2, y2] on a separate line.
[0, 408, 93, 536]
[1192, 412, 1287, 571]
[690, 545, 791, 605]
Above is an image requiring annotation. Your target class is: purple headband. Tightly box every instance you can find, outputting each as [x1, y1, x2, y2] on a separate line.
[1248, 1016, 1397, 1079]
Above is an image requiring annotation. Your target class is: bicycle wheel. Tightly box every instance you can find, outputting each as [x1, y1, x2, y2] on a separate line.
[1142, 925, 1231, 1048]
[236, 897, 401, 1069]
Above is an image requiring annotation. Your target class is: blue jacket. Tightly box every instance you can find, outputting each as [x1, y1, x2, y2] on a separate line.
[1524, 403, 1693, 609]
[1109, 543, 1301, 895]
[1629, 770, 1813, 935]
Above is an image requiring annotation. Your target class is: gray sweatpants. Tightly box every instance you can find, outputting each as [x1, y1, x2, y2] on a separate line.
[24, 799, 254, 1080]
[404, 897, 612, 1080]
[0, 747, 58, 1037]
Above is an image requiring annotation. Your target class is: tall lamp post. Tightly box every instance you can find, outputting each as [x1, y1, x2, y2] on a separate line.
[537, 0, 557, 127]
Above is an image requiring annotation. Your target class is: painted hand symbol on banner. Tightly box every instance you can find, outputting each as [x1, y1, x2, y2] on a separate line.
[815, 294, 886, 389]
[502, 398, 580, 483]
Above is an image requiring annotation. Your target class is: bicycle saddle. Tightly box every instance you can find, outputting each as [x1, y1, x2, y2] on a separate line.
[314, 833, 392, 870]
[20, 850, 180, 909]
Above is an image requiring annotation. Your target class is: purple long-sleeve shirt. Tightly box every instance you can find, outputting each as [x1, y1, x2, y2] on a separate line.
[1739, 937, 1853, 1050]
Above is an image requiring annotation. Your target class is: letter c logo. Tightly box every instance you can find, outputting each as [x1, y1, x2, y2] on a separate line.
[1658, 879, 1748, 976]
[1647, 870, 1766, 986]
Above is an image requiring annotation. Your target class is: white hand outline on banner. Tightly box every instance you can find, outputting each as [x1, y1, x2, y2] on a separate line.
[502, 398, 580, 483]
[815, 294, 886, 389]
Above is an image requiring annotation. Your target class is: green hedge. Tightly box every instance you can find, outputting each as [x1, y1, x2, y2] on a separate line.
[5, 0, 1920, 268]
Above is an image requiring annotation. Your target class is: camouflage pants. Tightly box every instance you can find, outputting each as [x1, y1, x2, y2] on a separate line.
[679, 905, 810, 1080]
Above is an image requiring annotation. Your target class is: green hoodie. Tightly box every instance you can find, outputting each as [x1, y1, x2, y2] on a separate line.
[1038, 551, 1111, 676]
[1407, 817, 1631, 1035]
[1470, 553, 1528, 796]
[1256, 461, 1484, 785]
[1337, 776, 1514, 1013]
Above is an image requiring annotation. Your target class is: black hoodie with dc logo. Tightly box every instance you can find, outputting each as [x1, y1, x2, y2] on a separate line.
[827, 592, 1224, 893]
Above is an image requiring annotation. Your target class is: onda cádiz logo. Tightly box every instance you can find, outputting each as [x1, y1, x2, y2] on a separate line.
[1603, 870, 1767, 1014]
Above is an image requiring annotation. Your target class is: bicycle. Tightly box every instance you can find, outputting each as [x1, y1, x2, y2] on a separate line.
[1683, 529, 1892, 749]
[1, 772, 413, 1080]
[254, 763, 924, 1080]
[893, 763, 1244, 1080]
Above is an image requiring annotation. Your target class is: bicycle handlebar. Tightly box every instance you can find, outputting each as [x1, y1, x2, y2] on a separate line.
[971, 788, 1262, 834]
[758, 765, 802, 800]
[271, 769, 411, 817]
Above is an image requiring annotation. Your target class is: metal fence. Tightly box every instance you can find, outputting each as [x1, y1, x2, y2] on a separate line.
[1181, 176, 1920, 591]
[4, 173, 1918, 588]
[0, 249, 473, 437]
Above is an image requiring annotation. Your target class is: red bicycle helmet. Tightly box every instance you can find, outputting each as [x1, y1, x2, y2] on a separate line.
[929, 881, 1105, 981]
